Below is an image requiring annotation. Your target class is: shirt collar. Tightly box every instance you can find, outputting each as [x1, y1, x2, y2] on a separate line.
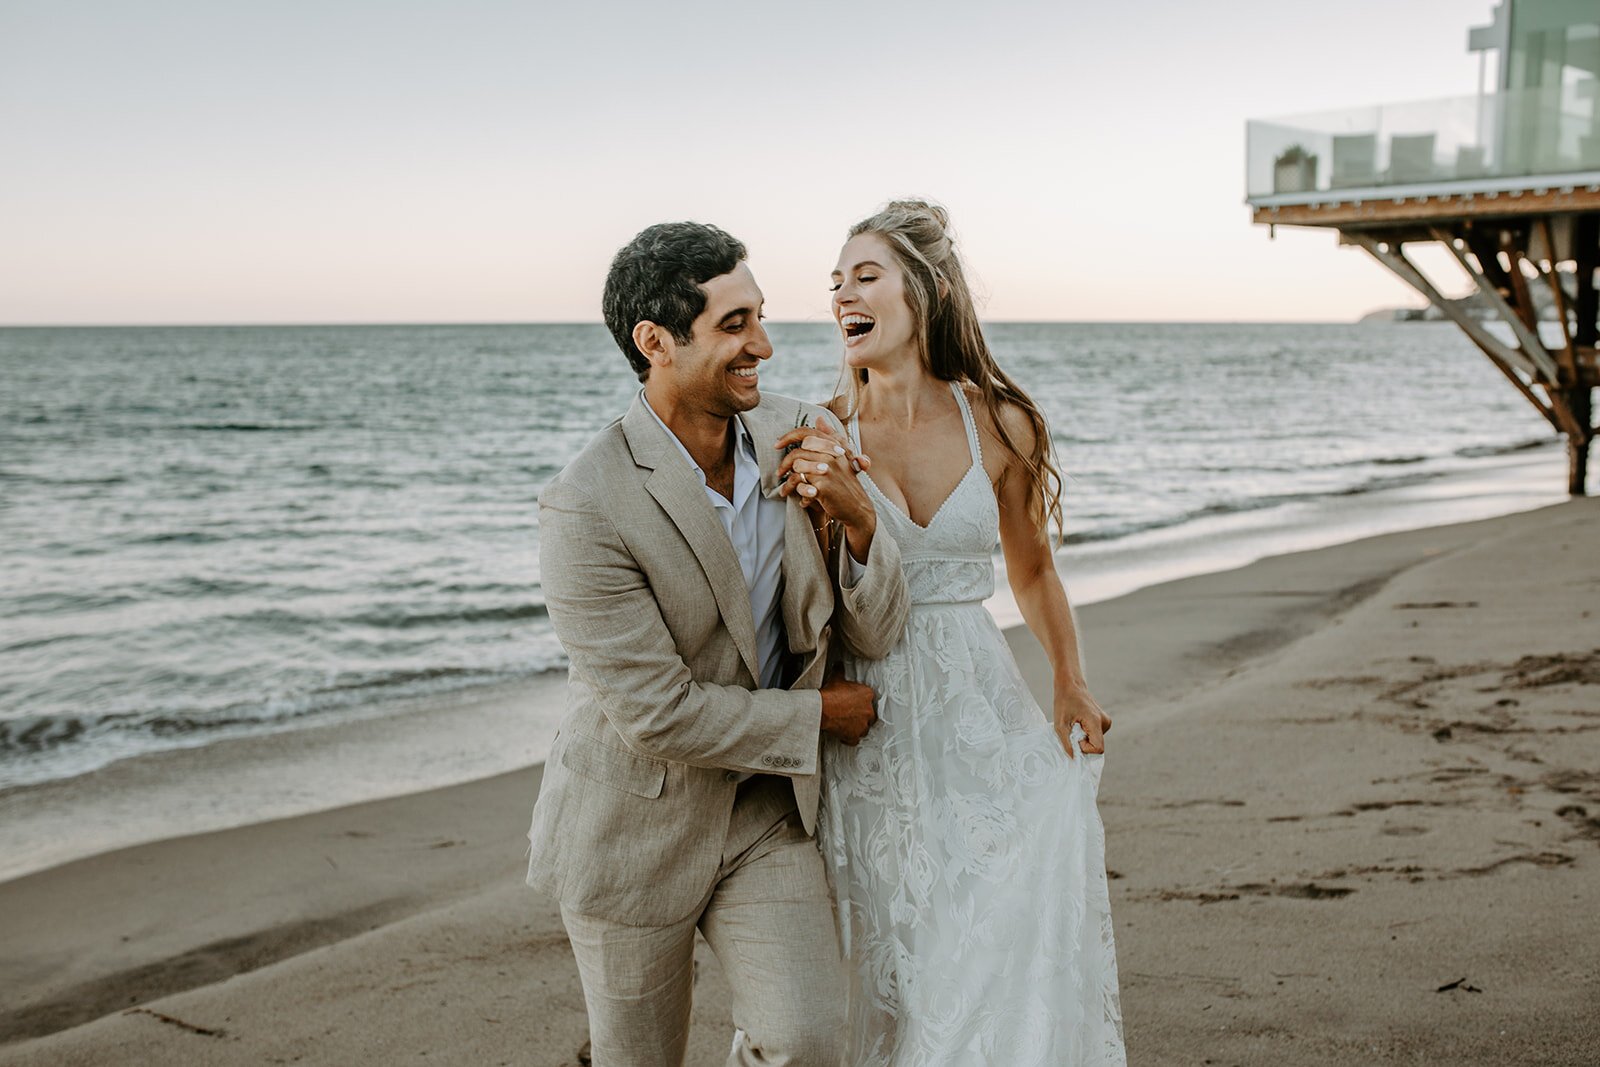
[639, 389, 757, 478]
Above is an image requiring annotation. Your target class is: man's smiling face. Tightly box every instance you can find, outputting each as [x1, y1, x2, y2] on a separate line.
[662, 261, 773, 418]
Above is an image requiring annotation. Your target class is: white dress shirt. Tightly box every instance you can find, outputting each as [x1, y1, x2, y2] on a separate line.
[642, 393, 787, 690]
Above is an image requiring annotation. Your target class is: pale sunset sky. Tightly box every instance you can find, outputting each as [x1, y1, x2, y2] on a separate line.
[0, 1, 1495, 325]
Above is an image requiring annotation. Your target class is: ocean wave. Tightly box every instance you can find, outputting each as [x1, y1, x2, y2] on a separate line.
[0, 657, 567, 776]
[138, 575, 293, 599]
[188, 600, 549, 632]
[6, 590, 141, 615]
[1189, 463, 1301, 474]
[3, 579, 333, 620]
[1454, 436, 1553, 459]
[1122, 441, 1519, 481]
[176, 422, 323, 433]
[0, 471, 131, 487]
[119, 525, 383, 546]
[435, 580, 538, 596]
[313, 664, 507, 694]
[344, 603, 548, 629]
[1065, 467, 1446, 546]
[0, 631, 89, 655]
[0, 714, 94, 753]
[125, 531, 230, 545]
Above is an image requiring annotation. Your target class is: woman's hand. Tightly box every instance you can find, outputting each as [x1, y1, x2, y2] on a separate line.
[1054, 684, 1111, 759]
[774, 421, 877, 562]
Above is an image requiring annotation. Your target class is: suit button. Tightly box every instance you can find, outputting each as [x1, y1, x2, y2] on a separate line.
[724, 771, 740, 782]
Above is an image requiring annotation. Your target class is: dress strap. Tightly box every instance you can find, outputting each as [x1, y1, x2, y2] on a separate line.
[949, 380, 983, 469]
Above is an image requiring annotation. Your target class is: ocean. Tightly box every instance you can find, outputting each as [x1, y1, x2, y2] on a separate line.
[0, 321, 1570, 864]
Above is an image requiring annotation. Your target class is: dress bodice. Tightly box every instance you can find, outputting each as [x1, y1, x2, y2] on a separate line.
[849, 381, 999, 606]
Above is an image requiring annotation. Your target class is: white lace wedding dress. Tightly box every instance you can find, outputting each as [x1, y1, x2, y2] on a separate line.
[818, 382, 1125, 1066]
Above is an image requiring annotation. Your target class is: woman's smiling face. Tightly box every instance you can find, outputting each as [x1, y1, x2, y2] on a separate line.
[831, 233, 918, 372]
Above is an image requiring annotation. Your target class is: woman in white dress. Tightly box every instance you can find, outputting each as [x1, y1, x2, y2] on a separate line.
[798, 200, 1126, 1065]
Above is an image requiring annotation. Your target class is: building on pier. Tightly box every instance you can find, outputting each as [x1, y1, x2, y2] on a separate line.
[1246, 0, 1599, 494]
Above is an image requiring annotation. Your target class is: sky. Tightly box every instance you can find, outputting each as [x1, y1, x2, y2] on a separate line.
[0, 1, 1498, 325]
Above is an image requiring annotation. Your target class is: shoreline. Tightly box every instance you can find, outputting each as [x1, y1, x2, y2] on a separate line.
[3, 498, 1597, 1064]
[0, 440, 1571, 885]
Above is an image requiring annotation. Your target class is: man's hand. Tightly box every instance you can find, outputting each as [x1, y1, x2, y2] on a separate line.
[819, 668, 877, 745]
[1054, 684, 1111, 759]
[775, 422, 877, 562]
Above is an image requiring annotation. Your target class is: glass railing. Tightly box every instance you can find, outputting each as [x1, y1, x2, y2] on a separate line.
[1246, 83, 1600, 201]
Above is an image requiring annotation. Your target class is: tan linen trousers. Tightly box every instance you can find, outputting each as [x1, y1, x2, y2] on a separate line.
[560, 775, 846, 1066]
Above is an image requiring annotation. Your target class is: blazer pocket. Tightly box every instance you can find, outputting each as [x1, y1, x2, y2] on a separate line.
[561, 733, 668, 799]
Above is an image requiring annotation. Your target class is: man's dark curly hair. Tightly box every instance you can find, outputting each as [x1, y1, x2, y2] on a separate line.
[602, 222, 748, 382]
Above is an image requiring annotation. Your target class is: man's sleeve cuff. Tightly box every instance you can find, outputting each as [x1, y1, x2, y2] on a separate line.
[843, 551, 867, 588]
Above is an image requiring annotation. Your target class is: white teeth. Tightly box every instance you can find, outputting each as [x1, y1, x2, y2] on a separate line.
[731, 367, 757, 377]
[840, 311, 877, 340]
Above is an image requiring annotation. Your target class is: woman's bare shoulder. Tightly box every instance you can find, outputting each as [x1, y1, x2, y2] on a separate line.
[960, 381, 1038, 451]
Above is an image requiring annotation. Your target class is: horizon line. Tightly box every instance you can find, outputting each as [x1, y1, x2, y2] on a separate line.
[0, 315, 1401, 330]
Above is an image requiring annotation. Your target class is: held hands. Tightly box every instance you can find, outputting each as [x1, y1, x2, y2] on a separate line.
[1054, 684, 1111, 759]
[819, 667, 877, 745]
[774, 421, 876, 561]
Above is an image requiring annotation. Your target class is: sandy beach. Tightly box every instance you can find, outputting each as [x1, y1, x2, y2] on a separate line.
[2, 499, 1597, 1066]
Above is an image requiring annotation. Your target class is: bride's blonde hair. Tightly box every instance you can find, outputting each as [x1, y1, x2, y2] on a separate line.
[843, 199, 1065, 544]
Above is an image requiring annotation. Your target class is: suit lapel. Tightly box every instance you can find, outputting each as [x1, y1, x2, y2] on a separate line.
[748, 399, 828, 833]
[749, 401, 831, 653]
[625, 396, 761, 685]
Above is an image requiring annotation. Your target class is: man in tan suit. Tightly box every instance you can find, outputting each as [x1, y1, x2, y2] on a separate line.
[527, 221, 908, 1065]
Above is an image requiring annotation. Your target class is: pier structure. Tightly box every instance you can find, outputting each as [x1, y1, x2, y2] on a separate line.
[1246, 0, 1599, 494]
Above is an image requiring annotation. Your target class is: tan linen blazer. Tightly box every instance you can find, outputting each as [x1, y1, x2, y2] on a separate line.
[526, 391, 909, 926]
